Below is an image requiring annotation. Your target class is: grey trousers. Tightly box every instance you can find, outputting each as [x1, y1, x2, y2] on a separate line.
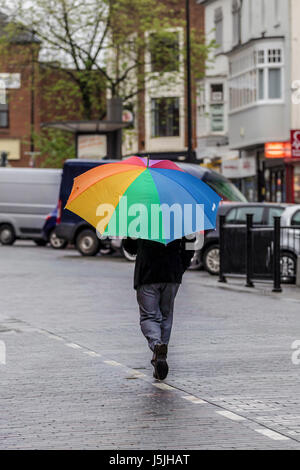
[136, 283, 180, 352]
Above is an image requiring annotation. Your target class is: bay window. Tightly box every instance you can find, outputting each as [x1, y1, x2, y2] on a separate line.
[229, 45, 283, 111]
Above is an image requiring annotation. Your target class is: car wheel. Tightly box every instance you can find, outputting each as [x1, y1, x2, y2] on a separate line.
[280, 251, 297, 284]
[188, 250, 202, 270]
[49, 229, 68, 250]
[121, 243, 136, 262]
[75, 229, 100, 256]
[0, 224, 16, 246]
[34, 239, 48, 247]
[203, 244, 220, 275]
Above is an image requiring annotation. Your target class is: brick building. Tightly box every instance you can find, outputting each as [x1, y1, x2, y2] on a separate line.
[0, 12, 106, 167]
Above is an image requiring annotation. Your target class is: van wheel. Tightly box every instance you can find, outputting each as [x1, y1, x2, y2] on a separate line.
[49, 229, 68, 250]
[76, 229, 100, 256]
[203, 244, 220, 275]
[0, 224, 16, 246]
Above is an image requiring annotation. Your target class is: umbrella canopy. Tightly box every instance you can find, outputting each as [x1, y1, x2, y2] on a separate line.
[65, 156, 222, 244]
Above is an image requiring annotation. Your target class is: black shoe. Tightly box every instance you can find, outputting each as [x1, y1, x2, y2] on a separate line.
[152, 344, 168, 380]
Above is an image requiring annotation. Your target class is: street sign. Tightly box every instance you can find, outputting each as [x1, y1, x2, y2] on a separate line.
[291, 130, 300, 158]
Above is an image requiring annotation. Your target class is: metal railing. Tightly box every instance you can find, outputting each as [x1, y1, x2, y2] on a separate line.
[219, 215, 285, 292]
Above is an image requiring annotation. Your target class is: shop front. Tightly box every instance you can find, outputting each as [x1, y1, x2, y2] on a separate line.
[262, 141, 300, 203]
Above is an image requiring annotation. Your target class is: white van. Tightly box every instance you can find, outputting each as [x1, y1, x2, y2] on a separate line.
[0, 168, 62, 245]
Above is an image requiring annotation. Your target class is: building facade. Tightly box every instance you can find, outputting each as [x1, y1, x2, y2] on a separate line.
[123, 0, 204, 160]
[199, 0, 300, 203]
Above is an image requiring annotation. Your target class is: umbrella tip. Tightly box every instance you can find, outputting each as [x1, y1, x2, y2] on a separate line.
[146, 156, 150, 168]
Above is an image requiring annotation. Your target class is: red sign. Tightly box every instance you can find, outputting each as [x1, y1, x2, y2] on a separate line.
[265, 142, 291, 159]
[291, 130, 300, 158]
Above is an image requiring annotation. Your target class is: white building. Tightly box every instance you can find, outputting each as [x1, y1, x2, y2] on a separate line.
[199, 0, 300, 203]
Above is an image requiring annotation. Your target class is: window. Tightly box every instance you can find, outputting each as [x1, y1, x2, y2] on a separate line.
[291, 211, 300, 226]
[268, 68, 281, 99]
[150, 32, 179, 73]
[226, 206, 264, 224]
[258, 69, 265, 100]
[0, 102, 8, 128]
[214, 7, 223, 51]
[229, 46, 283, 111]
[210, 104, 224, 132]
[151, 97, 179, 137]
[210, 84, 224, 132]
[267, 207, 285, 225]
[211, 83, 223, 102]
[258, 48, 283, 101]
[232, 0, 241, 46]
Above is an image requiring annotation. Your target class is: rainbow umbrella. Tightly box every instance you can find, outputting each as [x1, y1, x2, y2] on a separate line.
[65, 156, 222, 245]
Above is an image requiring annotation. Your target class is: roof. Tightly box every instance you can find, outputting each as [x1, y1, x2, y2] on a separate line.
[41, 120, 129, 133]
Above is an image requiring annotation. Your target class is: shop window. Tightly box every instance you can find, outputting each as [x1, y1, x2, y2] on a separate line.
[151, 97, 180, 137]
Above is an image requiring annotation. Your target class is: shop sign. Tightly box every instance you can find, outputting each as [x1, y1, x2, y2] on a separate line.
[291, 130, 300, 158]
[265, 142, 291, 159]
[222, 157, 256, 179]
[77, 135, 107, 159]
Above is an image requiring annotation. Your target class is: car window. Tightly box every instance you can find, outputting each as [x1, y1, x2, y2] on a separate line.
[267, 207, 285, 225]
[226, 206, 264, 224]
[291, 210, 300, 226]
[225, 208, 237, 223]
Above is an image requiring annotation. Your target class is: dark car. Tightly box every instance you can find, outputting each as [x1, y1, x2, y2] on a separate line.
[199, 202, 288, 275]
[42, 206, 68, 249]
[56, 159, 247, 257]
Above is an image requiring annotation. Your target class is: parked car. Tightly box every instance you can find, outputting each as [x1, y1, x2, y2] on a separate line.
[199, 202, 288, 275]
[0, 168, 62, 246]
[42, 206, 68, 249]
[56, 159, 248, 258]
[280, 205, 300, 283]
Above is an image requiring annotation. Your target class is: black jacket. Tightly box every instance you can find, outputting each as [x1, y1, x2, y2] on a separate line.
[123, 238, 194, 290]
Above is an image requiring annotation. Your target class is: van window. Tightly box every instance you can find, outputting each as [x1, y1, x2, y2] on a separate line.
[203, 172, 247, 202]
[291, 211, 300, 226]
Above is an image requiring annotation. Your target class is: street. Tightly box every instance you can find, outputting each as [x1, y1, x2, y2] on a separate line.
[1, 243, 300, 449]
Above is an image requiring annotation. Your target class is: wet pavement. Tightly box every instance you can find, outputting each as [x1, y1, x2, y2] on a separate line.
[1, 242, 300, 449]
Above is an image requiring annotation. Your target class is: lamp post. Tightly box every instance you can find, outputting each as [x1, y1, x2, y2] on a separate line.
[186, 0, 194, 162]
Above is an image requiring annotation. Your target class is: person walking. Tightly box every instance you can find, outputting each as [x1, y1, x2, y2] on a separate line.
[124, 237, 194, 380]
